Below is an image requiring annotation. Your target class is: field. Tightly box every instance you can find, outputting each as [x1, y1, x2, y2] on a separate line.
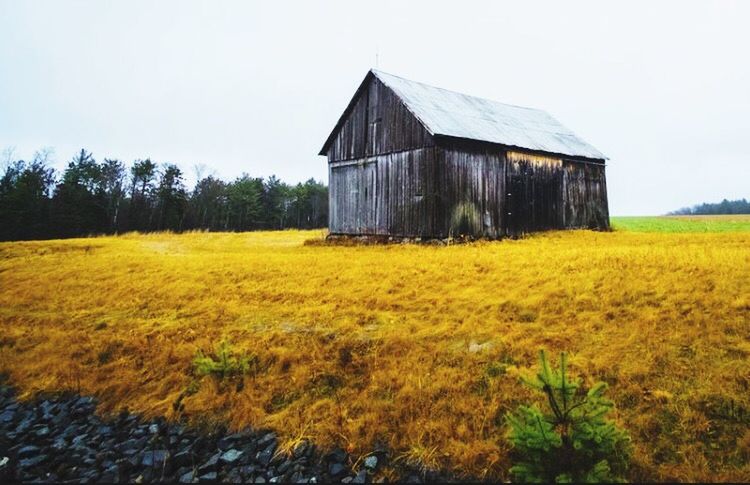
[1, 216, 749, 481]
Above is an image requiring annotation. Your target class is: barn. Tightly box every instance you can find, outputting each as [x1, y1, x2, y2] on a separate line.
[319, 69, 609, 239]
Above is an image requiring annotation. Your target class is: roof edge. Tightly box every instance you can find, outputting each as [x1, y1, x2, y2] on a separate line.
[434, 134, 608, 163]
[318, 70, 376, 156]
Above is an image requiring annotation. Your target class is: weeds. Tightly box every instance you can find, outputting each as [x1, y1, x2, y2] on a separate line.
[193, 340, 258, 380]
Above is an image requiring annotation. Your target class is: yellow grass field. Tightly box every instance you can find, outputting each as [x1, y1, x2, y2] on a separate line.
[1, 223, 749, 481]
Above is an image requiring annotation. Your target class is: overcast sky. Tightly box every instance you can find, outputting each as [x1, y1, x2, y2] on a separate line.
[1, 1, 748, 215]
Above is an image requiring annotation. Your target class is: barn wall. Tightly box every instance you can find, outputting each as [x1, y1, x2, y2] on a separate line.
[326, 77, 434, 162]
[329, 147, 439, 236]
[503, 151, 564, 235]
[562, 160, 610, 229]
[435, 145, 608, 237]
[435, 146, 506, 238]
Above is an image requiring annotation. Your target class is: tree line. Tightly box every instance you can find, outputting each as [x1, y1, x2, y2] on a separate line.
[0, 148, 327, 241]
[669, 198, 750, 216]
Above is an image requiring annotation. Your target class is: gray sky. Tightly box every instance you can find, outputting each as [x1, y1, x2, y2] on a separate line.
[1, 0, 748, 215]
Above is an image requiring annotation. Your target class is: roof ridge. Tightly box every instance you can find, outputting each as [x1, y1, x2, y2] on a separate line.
[370, 68, 546, 114]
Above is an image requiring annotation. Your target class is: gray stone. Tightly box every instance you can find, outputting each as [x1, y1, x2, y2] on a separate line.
[220, 448, 243, 464]
[199, 471, 218, 482]
[291, 441, 307, 459]
[14, 417, 32, 434]
[342, 477, 352, 484]
[71, 433, 89, 447]
[198, 452, 220, 473]
[226, 468, 243, 483]
[353, 469, 367, 484]
[257, 432, 276, 448]
[173, 450, 193, 468]
[256, 449, 273, 467]
[364, 455, 378, 470]
[18, 454, 48, 468]
[327, 447, 347, 464]
[148, 423, 160, 434]
[16, 445, 40, 459]
[178, 469, 196, 483]
[217, 436, 235, 451]
[254, 477, 267, 484]
[328, 462, 346, 477]
[141, 449, 169, 467]
[0, 410, 15, 422]
[277, 459, 292, 474]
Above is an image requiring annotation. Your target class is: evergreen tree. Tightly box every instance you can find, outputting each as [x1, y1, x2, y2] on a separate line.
[0, 151, 55, 240]
[129, 158, 157, 231]
[506, 350, 631, 483]
[155, 164, 187, 231]
[226, 174, 264, 231]
[51, 149, 107, 237]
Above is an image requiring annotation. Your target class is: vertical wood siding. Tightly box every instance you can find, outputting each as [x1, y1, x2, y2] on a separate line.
[562, 160, 610, 229]
[503, 151, 564, 235]
[329, 147, 609, 238]
[437, 146, 506, 238]
[326, 78, 434, 162]
[329, 148, 438, 236]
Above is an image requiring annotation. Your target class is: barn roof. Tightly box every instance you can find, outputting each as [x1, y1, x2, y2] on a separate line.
[320, 70, 606, 160]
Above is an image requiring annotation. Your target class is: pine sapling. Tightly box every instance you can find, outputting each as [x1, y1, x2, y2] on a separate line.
[506, 350, 631, 482]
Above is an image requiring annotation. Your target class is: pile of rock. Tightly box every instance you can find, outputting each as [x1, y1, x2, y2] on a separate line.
[0, 386, 383, 483]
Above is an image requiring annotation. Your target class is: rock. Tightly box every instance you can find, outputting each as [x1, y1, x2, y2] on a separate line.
[240, 464, 257, 477]
[326, 447, 347, 464]
[16, 445, 40, 459]
[198, 452, 220, 473]
[292, 441, 308, 459]
[179, 469, 196, 483]
[18, 454, 48, 468]
[256, 448, 274, 467]
[148, 423, 160, 434]
[328, 462, 346, 477]
[220, 448, 243, 464]
[198, 471, 217, 482]
[342, 477, 353, 484]
[353, 469, 367, 484]
[141, 449, 169, 468]
[257, 432, 276, 448]
[71, 434, 89, 447]
[14, 417, 32, 434]
[277, 458, 292, 474]
[254, 477, 267, 484]
[34, 426, 51, 438]
[217, 436, 235, 451]
[364, 455, 378, 470]
[226, 468, 243, 483]
[173, 450, 193, 468]
[0, 410, 15, 423]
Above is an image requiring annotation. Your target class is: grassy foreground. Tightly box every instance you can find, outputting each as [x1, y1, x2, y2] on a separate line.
[1, 218, 749, 481]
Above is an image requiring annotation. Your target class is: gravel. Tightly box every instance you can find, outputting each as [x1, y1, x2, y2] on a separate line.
[0, 385, 465, 483]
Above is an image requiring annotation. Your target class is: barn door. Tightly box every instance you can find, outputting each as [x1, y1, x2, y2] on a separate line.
[357, 160, 377, 234]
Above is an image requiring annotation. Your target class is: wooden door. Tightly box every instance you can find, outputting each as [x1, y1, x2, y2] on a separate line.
[358, 161, 377, 234]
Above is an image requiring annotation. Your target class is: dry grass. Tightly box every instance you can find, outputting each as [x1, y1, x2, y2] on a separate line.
[1, 224, 749, 481]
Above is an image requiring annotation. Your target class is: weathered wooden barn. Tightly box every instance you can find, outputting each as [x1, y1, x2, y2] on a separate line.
[319, 70, 609, 239]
